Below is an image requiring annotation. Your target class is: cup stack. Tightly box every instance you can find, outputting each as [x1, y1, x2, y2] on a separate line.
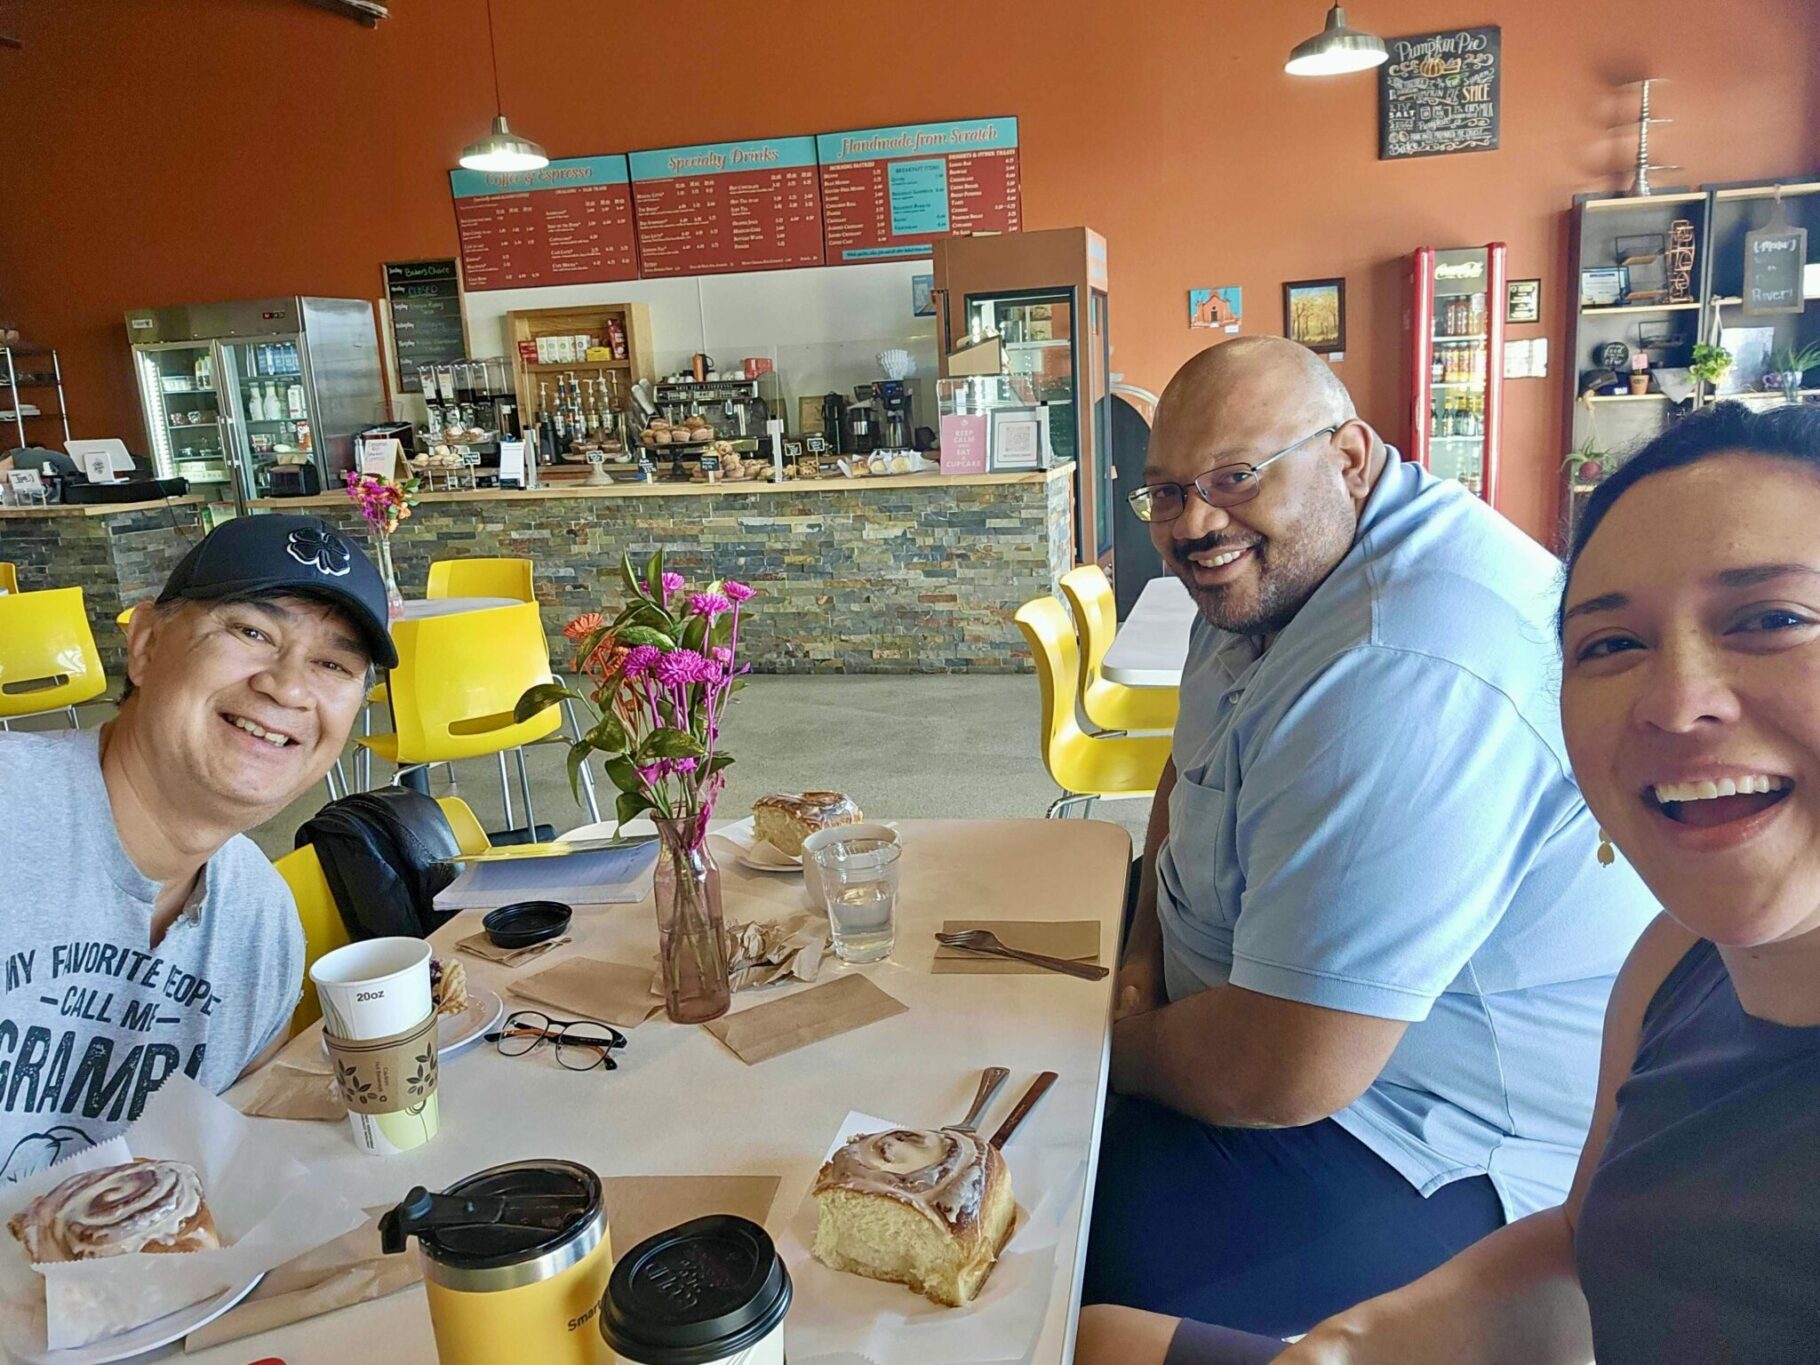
[309, 938, 441, 1156]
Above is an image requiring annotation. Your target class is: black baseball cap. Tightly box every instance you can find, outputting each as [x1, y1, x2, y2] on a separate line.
[157, 514, 398, 668]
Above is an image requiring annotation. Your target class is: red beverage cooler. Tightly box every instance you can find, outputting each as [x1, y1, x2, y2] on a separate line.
[1410, 244, 1506, 507]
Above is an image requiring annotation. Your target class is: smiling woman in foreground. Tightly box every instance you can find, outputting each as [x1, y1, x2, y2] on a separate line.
[1079, 400, 1820, 1364]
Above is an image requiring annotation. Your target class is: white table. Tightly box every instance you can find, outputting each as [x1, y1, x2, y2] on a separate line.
[208, 818, 1132, 1365]
[1100, 576, 1195, 688]
[396, 595, 519, 623]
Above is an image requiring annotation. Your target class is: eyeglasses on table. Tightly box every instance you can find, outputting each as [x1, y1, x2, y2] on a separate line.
[485, 1009, 628, 1072]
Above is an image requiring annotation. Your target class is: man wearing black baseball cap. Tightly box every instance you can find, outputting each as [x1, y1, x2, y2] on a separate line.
[0, 515, 389, 1180]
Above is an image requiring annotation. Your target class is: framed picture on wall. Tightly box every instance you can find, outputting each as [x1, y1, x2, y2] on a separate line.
[1283, 278, 1346, 354]
[1506, 278, 1540, 324]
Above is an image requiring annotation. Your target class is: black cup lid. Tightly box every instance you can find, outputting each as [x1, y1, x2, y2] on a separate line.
[599, 1215, 791, 1365]
[483, 900, 573, 948]
[406, 1159, 601, 1271]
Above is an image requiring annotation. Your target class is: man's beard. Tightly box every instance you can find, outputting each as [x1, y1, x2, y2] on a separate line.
[1172, 501, 1353, 638]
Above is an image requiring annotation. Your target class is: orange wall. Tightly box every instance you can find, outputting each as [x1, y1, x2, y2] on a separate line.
[4, 0, 1816, 545]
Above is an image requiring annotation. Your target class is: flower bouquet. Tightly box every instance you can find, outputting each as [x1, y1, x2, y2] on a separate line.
[516, 551, 753, 1022]
[343, 468, 419, 617]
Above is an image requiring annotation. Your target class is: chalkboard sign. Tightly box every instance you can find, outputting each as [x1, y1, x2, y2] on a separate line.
[383, 259, 467, 391]
[1379, 26, 1501, 161]
[1743, 225, 1808, 315]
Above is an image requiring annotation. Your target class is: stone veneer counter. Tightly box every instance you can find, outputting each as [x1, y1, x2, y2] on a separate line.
[0, 496, 207, 676]
[249, 465, 1075, 673]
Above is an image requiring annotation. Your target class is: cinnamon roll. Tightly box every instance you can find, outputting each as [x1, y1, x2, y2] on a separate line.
[8, 1158, 220, 1263]
[811, 1126, 1014, 1306]
[752, 792, 862, 857]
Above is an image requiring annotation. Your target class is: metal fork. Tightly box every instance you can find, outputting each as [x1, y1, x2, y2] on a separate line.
[935, 930, 1109, 981]
[956, 1066, 1010, 1131]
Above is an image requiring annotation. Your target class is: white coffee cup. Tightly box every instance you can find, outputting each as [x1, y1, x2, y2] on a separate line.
[802, 821, 900, 912]
[309, 937, 432, 1040]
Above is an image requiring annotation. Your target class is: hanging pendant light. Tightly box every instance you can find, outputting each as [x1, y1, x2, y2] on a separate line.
[1285, 4, 1387, 77]
[460, 0, 547, 172]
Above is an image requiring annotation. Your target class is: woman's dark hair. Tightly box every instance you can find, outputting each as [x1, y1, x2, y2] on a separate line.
[1561, 401, 1820, 630]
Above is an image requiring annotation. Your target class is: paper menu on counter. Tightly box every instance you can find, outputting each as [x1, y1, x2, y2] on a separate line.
[434, 839, 660, 909]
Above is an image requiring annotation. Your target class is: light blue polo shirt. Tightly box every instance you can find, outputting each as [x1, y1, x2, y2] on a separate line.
[1156, 451, 1659, 1220]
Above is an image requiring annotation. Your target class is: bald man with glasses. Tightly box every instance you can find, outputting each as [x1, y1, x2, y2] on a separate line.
[1079, 338, 1658, 1343]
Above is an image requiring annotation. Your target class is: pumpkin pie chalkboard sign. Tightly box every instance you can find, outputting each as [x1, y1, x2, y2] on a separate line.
[1380, 26, 1501, 160]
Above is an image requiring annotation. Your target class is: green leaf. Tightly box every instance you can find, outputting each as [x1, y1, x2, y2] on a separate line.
[644, 547, 666, 599]
[680, 613, 709, 655]
[617, 624, 676, 650]
[622, 600, 676, 633]
[566, 742, 593, 806]
[619, 551, 650, 603]
[515, 682, 583, 724]
[709, 612, 733, 648]
[603, 754, 642, 793]
[615, 789, 655, 831]
[706, 753, 734, 776]
[585, 711, 630, 755]
[636, 727, 707, 762]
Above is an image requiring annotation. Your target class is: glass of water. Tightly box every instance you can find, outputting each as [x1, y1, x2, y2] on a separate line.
[810, 837, 902, 964]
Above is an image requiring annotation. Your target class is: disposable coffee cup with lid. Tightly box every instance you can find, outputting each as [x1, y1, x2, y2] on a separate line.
[599, 1215, 791, 1365]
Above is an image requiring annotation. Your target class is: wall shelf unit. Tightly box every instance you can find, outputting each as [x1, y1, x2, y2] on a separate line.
[0, 346, 72, 447]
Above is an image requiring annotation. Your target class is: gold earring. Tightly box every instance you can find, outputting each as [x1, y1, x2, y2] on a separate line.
[1597, 830, 1615, 867]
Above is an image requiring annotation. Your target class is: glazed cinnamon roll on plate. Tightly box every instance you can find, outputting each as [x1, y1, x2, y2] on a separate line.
[8, 1158, 220, 1264]
[811, 1126, 1015, 1306]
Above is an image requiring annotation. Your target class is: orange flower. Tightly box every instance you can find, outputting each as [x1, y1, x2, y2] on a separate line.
[563, 612, 606, 642]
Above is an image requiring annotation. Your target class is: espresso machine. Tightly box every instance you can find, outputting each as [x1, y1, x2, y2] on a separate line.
[653, 378, 768, 440]
[876, 380, 913, 449]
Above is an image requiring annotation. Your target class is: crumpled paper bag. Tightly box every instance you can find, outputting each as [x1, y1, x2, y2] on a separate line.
[650, 915, 831, 994]
[0, 1073, 367, 1352]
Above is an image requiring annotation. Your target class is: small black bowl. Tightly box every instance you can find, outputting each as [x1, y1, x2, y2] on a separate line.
[483, 900, 573, 949]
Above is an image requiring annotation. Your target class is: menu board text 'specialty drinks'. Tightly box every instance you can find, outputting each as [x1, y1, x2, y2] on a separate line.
[818, 118, 1021, 264]
[629, 137, 825, 277]
[449, 155, 638, 291]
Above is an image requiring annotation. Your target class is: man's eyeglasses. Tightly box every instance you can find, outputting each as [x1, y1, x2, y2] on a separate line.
[485, 1010, 628, 1073]
[1127, 425, 1340, 524]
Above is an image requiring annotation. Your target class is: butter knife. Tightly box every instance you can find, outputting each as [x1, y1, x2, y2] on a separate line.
[989, 1071, 1058, 1149]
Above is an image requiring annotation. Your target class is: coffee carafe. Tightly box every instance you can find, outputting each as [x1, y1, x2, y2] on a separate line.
[845, 402, 877, 457]
[820, 392, 848, 455]
[876, 379, 913, 449]
[382, 1159, 613, 1365]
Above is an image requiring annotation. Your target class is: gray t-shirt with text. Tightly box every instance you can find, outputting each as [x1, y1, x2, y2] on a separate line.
[0, 728, 301, 1182]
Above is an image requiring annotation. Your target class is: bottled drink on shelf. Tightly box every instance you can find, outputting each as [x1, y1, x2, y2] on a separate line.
[286, 383, 305, 419]
[263, 382, 282, 420]
[1468, 293, 1487, 336]
[1431, 350, 1445, 384]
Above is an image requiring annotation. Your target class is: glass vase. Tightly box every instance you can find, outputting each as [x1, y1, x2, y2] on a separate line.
[652, 816, 731, 1024]
[375, 530, 405, 619]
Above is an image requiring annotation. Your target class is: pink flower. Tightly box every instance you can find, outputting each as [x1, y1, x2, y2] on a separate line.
[723, 580, 754, 602]
[710, 646, 733, 664]
[659, 571, 685, 601]
[621, 645, 662, 678]
[636, 762, 665, 785]
[673, 757, 699, 775]
[654, 648, 709, 688]
[687, 592, 731, 618]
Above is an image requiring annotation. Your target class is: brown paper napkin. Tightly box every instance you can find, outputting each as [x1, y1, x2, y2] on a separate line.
[509, 956, 664, 1028]
[181, 1177, 779, 1352]
[705, 974, 906, 1064]
[932, 919, 1102, 975]
[233, 1062, 347, 1122]
[456, 931, 572, 968]
[183, 1206, 414, 1351]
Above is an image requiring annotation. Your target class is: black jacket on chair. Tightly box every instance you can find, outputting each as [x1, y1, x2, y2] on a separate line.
[297, 788, 461, 941]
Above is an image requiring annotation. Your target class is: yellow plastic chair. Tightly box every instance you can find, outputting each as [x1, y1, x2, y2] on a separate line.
[427, 556, 535, 604]
[276, 843, 352, 1037]
[357, 602, 565, 833]
[1015, 594, 1171, 818]
[0, 587, 108, 728]
[436, 795, 492, 858]
[0, 562, 17, 595]
[116, 605, 135, 629]
[1060, 566, 1180, 734]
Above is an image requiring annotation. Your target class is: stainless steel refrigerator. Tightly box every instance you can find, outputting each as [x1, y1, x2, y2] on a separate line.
[125, 297, 387, 510]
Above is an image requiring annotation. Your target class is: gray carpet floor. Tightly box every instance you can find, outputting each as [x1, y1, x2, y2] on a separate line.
[35, 675, 1152, 859]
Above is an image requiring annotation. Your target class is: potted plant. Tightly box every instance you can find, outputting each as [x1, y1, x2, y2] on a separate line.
[1562, 444, 1613, 487]
[1765, 342, 1820, 405]
[516, 552, 754, 1024]
[1690, 342, 1733, 392]
[1628, 352, 1651, 396]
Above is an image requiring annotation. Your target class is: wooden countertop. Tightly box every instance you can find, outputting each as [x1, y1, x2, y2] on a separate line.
[247, 462, 1072, 512]
[0, 494, 205, 519]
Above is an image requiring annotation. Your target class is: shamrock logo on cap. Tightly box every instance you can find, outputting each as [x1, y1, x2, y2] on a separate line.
[285, 527, 352, 578]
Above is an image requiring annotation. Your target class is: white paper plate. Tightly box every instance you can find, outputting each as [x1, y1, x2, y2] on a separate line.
[15, 1273, 262, 1365]
[322, 988, 502, 1061]
[710, 816, 802, 873]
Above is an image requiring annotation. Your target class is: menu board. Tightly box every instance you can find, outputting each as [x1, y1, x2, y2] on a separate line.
[1744, 225, 1808, 314]
[449, 154, 638, 291]
[818, 118, 1021, 264]
[1379, 27, 1501, 160]
[629, 137, 825, 277]
[383, 259, 465, 392]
